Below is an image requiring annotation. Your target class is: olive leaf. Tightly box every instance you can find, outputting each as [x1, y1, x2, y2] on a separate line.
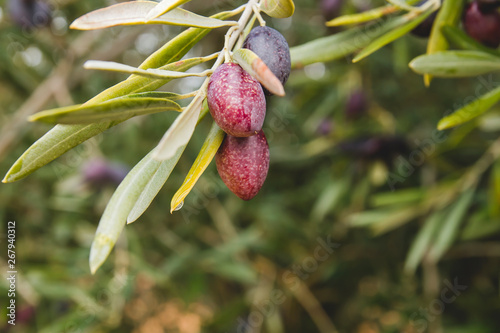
[404, 211, 444, 274]
[153, 90, 205, 161]
[260, 0, 295, 18]
[170, 121, 225, 213]
[84, 60, 213, 80]
[428, 189, 475, 262]
[146, 0, 192, 20]
[424, 0, 466, 85]
[442, 25, 500, 57]
[70, 1, 237, 30]
[409, 50, 500, 77]
[232, 48, 285, 96]
[326, 5, 397, 27]
[353, 10, 435, 63]
[3, 10, 236, 183]
[437, 85, 500, 130]
[28, 97, 181, 124]
[290, 16, 406, 68]
[90, 149, 172, 274]
[127, 146, 186, 224]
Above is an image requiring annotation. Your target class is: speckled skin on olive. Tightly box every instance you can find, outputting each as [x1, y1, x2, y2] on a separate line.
[242, 26, 291, 95]
[207, 63, 266, 137]
[216, 131, 270, 200]
[463, 1, 500, 48]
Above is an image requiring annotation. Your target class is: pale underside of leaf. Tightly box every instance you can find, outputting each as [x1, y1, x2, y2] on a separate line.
[409, 51, 500, 77]
[90, 149, 163, 274]
[259, 0, 295, 18]
[153, 88, 206, 161]
[437, 85, 500, 130]
[84, 60, 212, 80]
[233, 48, 285, 96]
[146, 0, 192, 20]
[127, 146, 186, 224]
[28, 97, 181, 124]
[170, 121, 225, 213]
[70, 1, 237, 30]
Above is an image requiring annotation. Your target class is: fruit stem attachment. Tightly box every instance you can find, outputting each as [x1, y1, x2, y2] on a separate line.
[252, 4, 266, 26]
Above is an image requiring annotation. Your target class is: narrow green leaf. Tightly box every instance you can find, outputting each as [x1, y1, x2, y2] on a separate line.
[146, 0, 192, 20]
[428, 189, 475, 262]
[127, 145, 186, 224]
[404, 212, 443, 274]
[353, 10, 434, 63]
[84, 60, 212, 80]
[29, 98, 181, 124]
[70, 1, 237, 30]
[409, 50, 500, 77]
[3, 11, 235, 183]
[260, 0, 295, 18]
[437, 85, 500, 130]
[153, 88, 206, 161]
[90, 150, 164, 274]
[425, 0, 466, 85]
[122, 91, 182, 100]
[326, 5, 397, 26]
[290, 16, 405, 68]
[233, 48, 285, 96]
[170, 121, 225, 213]
[441, 25, 500, 57]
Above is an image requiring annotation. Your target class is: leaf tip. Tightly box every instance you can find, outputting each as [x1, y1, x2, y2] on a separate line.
[89, 235, 114, 275]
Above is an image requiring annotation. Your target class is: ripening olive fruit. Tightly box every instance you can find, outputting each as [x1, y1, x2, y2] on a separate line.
[207, 63, 266, 137]
[242, 26, 291, 95]
[463, 1, 500, 48]
[216, 131, 270, 200]
[8, 0, 52, 30]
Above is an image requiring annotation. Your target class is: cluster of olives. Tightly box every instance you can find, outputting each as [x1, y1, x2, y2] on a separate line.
[412, 0, 500, 48]
[207, 26, 291, 200]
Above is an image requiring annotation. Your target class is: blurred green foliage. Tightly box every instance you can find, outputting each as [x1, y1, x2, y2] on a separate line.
[1, 0, 500, 332]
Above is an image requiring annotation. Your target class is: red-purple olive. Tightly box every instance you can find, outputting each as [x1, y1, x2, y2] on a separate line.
[463, 1, 500, 48]
[346, 89, 368, 119]
[242, 26, 291, 96]
[207, 63, 266, 137]
[216, 131, 270, 200]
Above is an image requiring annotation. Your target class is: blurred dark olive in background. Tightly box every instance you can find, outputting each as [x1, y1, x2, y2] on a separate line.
[337, 135, 410, 168]
[8, 0, 52, 30]
[345, 89, 368, 120]
[81, 158, 130, 189]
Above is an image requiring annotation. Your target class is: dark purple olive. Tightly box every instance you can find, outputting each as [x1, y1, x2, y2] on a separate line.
[463, 1, 500, 48]
[320, 0, 345, 21]
[346, 89, 368, 119]
[207, 62, 266, 137]
[316, 118, 334, 136]
[82, 158, 129, 188]
[8, 0, 52, 30]
[242, 26, 291, 95]
[410, 1, 439, 38]
[216, 131, 270, 200]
